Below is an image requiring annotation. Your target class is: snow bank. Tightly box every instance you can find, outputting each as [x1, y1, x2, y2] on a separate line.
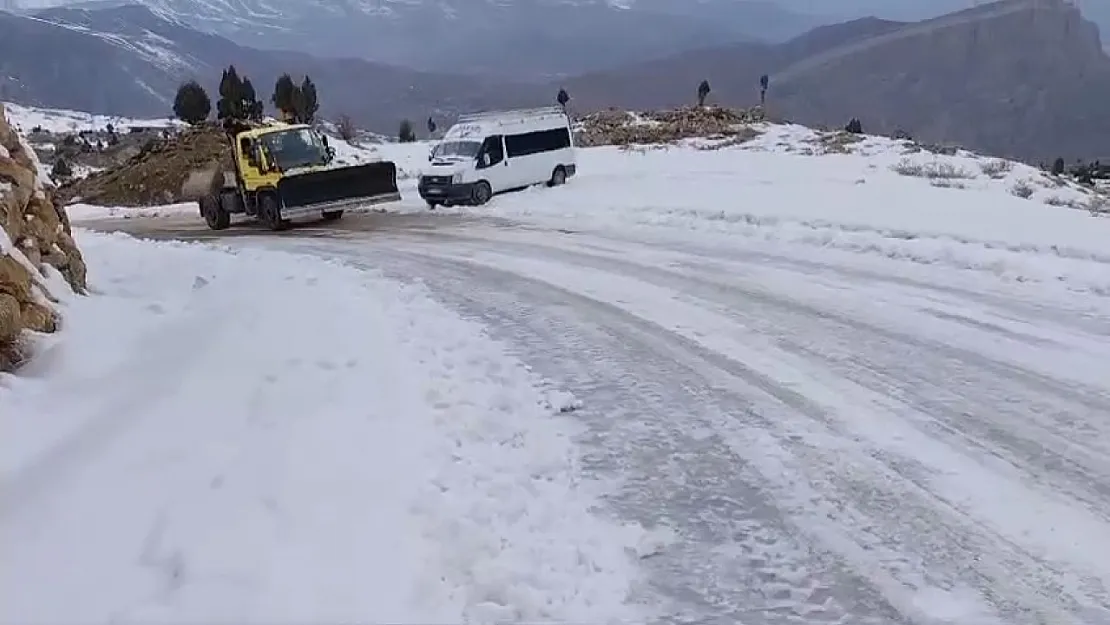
[0, 230, 645, 624]
[434, 127, 1110, 294]
[65, 201, 201, 220]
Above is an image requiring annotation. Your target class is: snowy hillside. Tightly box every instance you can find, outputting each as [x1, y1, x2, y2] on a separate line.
[418, 124, 1110, 293]
[8, 104, 1110, 624]
[2, 101, 182, 134]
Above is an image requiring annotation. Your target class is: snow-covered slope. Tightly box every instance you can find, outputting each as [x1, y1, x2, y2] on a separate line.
[0, 229, 654, 623]
[2, 101, 182, 134]
[399, 123, 1110, 294]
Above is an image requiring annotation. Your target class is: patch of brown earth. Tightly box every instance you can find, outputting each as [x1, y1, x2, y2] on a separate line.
[57, 123, 233, 207]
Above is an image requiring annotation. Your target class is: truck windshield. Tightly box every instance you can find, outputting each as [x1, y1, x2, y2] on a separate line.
[259, 128, 328, 170]
[432, 141, 481, 159]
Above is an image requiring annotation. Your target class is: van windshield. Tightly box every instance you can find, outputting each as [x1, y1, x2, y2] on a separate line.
[433, 141, 481, 159]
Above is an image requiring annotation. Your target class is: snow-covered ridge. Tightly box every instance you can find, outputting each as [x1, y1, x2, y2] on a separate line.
[2, 101, 182, 134]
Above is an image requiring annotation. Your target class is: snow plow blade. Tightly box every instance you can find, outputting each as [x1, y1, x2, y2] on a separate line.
[277, 161, 401, 209]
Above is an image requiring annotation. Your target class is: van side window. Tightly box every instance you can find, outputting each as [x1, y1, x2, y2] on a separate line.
[482, 135, 504, 166]
[505, 127, 571, 158]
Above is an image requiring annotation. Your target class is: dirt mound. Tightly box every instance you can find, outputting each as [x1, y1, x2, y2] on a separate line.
[57, 124, 233, 207]
[0, 102, 88, 371]
[575, 106, 767, 147]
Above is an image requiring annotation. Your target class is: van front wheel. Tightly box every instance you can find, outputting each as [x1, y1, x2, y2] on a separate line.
[548, 166, 567, 187]
[471, 181, 492, 206]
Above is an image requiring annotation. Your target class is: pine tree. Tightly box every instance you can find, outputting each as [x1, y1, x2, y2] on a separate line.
[272, 73, 297, 121]
[240, 77, 263, 121]
[398, 119, 415, 142]
[696, 79, 711, 107]
[50, 158, 73, 182]
[217, 66, 245, 121]
[299, 75, 318, 124]
[173, 80, 211, 125]
[556, 88, 569, 110]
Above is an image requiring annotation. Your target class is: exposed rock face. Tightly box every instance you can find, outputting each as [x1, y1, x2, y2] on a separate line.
[575, 106, 767, 146]
[0, 102, 88, 371]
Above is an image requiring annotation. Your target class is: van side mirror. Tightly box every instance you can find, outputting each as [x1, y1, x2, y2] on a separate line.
[479, 153, 491, 167]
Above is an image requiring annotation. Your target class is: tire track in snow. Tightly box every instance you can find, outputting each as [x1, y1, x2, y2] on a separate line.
[124, 222, 1110, 624]
[336, 248, 909, 625]
[291, 230, 1110, 625]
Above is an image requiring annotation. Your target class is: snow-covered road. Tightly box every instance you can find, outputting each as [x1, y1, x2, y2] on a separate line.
[11, 124, 1110, 624]
[96, 213, 1110, 625]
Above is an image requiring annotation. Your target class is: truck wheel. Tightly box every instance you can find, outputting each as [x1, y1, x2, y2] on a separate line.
[471, 181, 492, 206]
[548, 166, 567, 187]
[200, 194, 230, 230]
[425, 200, 439, 210]
[260, 194, 289, 231]
[322, 210, 344, 222]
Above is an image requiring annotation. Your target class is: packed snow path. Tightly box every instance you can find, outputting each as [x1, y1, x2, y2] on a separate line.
[98, 214, 1110, 625]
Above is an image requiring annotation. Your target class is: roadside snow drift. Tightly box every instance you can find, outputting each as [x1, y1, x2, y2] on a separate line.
[0, 231, 645, 624]
[418, 124, 1110, 295]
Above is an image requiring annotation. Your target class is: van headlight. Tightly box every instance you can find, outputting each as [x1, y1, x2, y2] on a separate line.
[451, 172, 463, 184]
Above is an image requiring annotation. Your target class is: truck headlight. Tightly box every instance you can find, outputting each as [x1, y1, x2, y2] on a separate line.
[451, 173, 463, 184]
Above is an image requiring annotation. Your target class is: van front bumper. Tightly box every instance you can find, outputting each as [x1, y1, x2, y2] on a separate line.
[418, 178, 476, 203]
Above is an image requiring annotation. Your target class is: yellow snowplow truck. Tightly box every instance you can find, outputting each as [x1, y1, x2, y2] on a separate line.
[181, 120, 401, 231]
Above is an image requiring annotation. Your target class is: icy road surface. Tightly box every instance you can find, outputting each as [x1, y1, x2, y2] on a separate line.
[96, 212, 1110, 625]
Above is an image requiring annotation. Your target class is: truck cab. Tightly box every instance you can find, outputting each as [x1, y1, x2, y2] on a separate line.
[418, 107, 576, 208]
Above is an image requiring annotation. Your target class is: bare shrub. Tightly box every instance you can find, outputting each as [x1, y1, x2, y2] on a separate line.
[930, 179, 966, 190]
[1089, 194, 1109, 217]
[891, 158, 973, 180]
[694, 127, 762, 151]
[979, 159, 1013, 178]
[1043, 196, 1070, 207]
[813, 130, 864, 154]
[1010, 180, 1035, 199]
[336, 114, 357, 141]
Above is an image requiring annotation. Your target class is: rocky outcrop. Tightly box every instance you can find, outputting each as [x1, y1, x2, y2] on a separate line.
[1, 102, 88, 371]
[575, 106, 766, 147]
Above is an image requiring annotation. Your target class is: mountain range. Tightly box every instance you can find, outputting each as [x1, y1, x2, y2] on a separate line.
[560, 0, 1110, 161]
[5, 0, 830, 77]
[1, 0, 1107, 162]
